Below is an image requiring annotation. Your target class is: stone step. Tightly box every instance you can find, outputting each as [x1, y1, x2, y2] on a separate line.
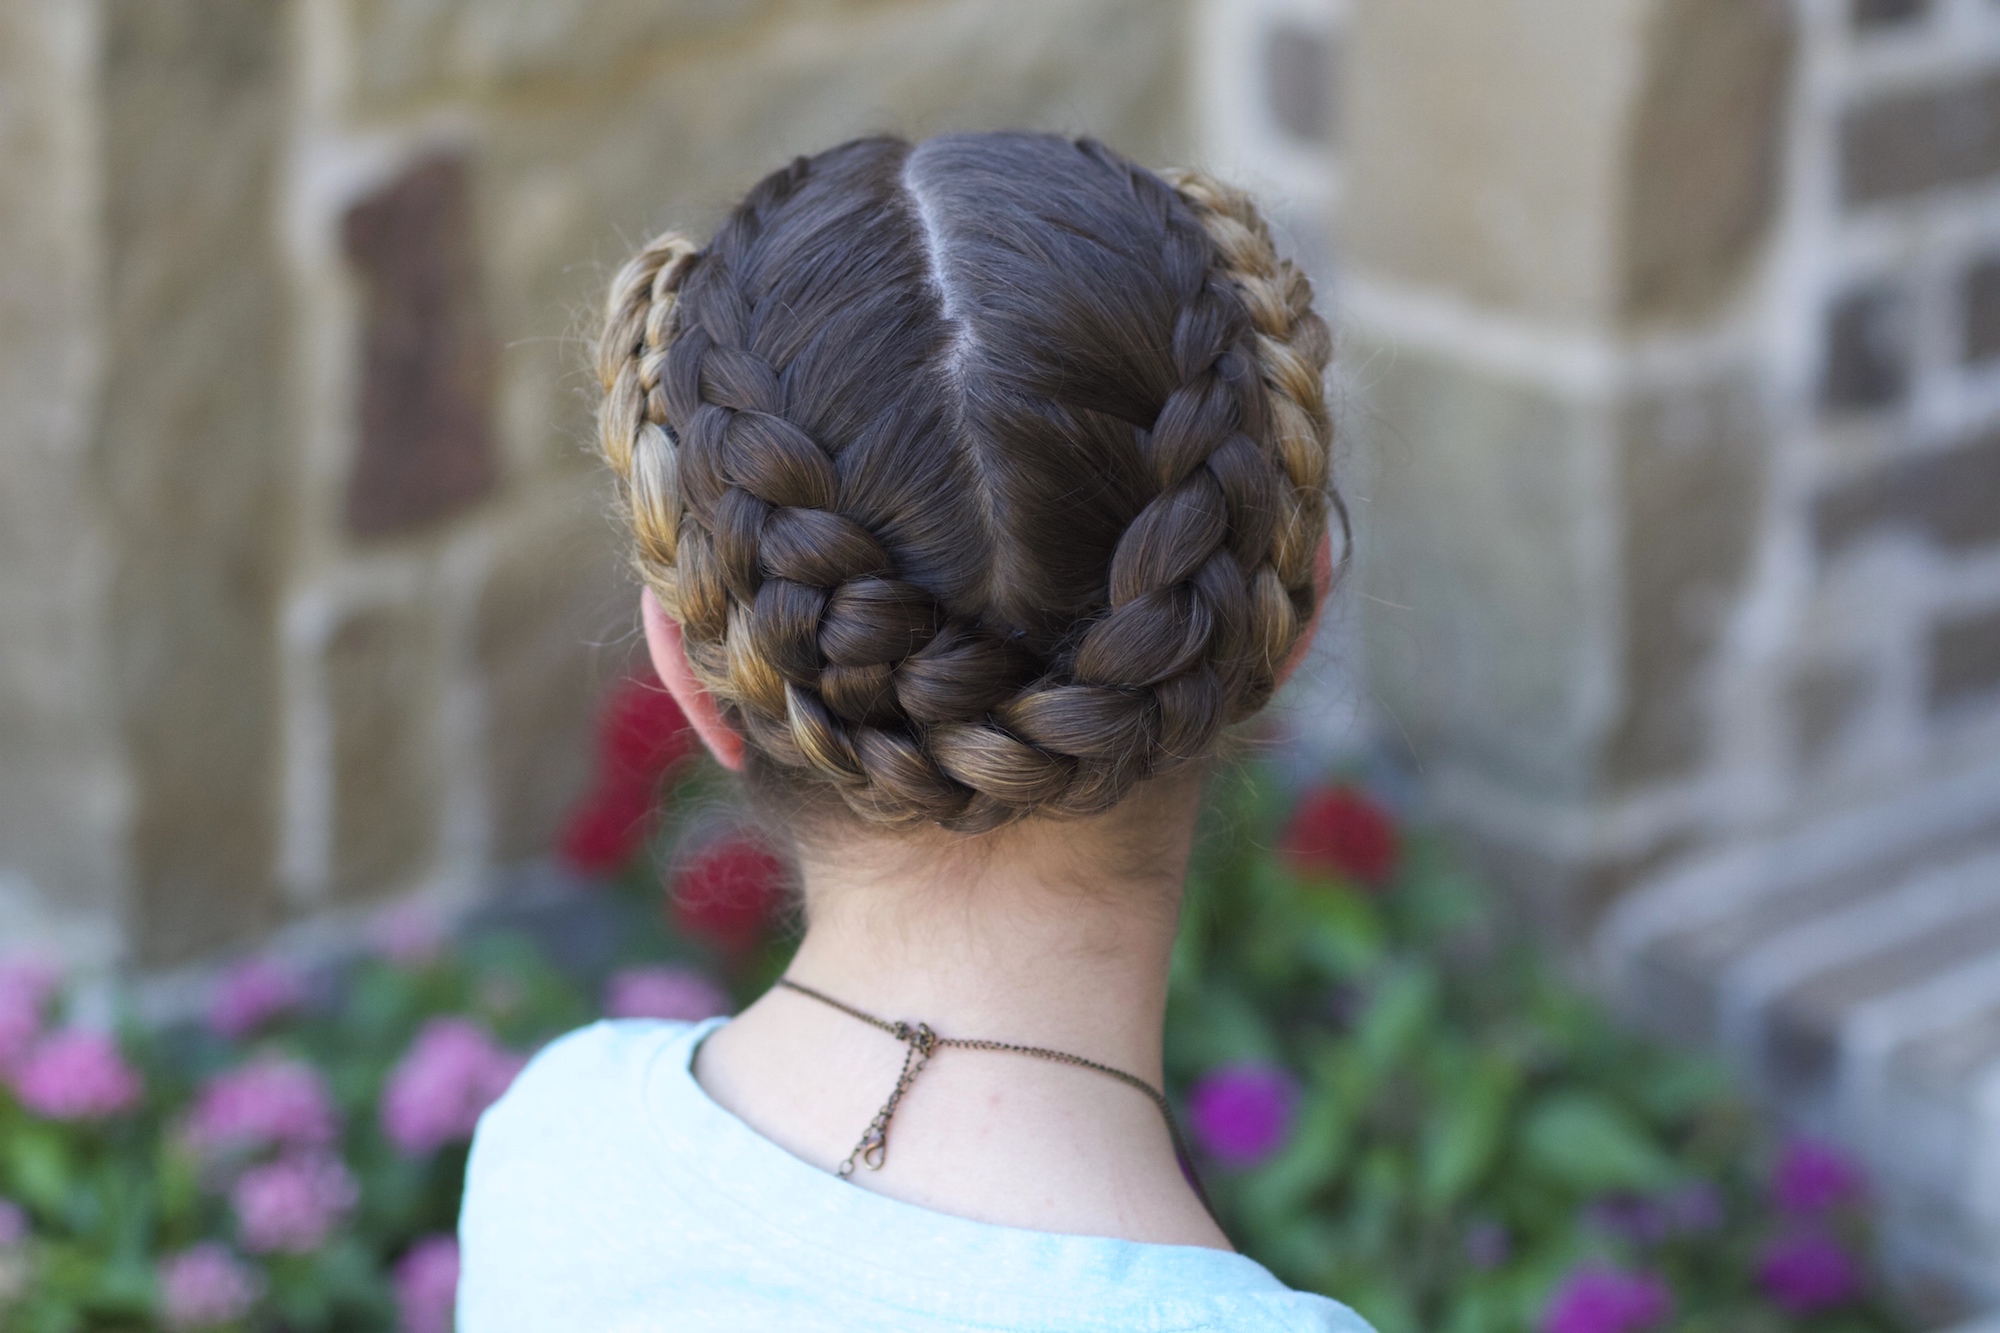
[1595, 757, 2000, 1310]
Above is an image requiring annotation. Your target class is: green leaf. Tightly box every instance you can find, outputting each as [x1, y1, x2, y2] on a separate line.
[1418, 1056, 1518, 1209]
[1519, 1091, 1676, 1194]
[1357, 964, 1437, 1074]
[7, 1123, 73, 1213]
[1295, 885, 1386, 980]
[1239, 1081, 1353, 1229]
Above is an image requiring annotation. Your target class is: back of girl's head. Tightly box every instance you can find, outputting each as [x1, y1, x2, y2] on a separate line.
[598, 132, 1336, 834]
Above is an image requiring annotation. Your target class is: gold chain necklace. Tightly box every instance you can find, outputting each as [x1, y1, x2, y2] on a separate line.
[773, 976, 1215, 1219]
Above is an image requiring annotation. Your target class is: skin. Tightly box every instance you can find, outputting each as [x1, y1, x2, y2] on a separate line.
[642, 534, 1333, 1252]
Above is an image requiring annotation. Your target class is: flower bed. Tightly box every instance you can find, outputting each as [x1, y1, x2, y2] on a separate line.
[0, 674, 1913, 1332]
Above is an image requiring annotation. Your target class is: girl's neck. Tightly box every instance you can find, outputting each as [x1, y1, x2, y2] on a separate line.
[691, 774, 1230, 1250]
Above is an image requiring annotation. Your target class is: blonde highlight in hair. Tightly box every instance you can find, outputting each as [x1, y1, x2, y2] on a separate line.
[597, 135, 1337, 833]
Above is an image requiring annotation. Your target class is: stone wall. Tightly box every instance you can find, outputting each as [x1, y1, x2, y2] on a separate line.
[0, 0, 1196, 967]
[1333, 0, 2000, 1308]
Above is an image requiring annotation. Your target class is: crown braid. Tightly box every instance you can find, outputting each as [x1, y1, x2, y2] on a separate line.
[597, 136, 1336, 832]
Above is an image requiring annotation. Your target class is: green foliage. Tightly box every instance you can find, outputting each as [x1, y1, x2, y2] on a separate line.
[1166, 773, 1907, 1333]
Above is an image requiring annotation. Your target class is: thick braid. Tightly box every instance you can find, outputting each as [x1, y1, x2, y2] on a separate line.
[598, 141, 1336, 833]
[1165, 169, 1339, 670]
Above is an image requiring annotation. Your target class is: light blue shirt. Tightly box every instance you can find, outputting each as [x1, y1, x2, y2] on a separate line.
[459, 1018, 1374, 1331]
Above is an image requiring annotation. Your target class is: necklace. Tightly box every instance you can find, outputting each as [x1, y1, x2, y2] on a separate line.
[773, 976, 1215, 1219]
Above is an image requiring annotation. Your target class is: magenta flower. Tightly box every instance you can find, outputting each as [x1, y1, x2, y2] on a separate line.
[231, 1154, 357, 1254]
[603, 966, 731, 1022]
[157, 1243, 263, 1330]
[10, 1028, 142, 1120]
[1758, 1231, 1862, 1315]
[368, 903, 447, 968]
[1541, 1266, 1672, 1333]
[1771, 1136, 1864, 1216]
[0, 958, 59, 1072]
[393, 1234, 461, 1333]
[205, 959, 305, 1041]
[185, 1057, 339, 1159]
[0, 1197, 26, 1249]
[380, 1018, 525, 1156]
[1187, 1063, 1296, 1167]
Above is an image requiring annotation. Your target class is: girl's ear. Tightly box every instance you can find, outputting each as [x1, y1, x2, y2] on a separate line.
[642, 586, 747, 772]
[1274, 530, 1336, 691]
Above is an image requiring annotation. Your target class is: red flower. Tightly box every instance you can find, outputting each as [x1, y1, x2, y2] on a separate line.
[671, 834, 786, 952]
[1280, 784, 1397, 887]
[558, 782, 655, 877]
[557, 670, 693, 877]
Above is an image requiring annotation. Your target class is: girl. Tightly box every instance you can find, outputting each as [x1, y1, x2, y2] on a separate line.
[459, 131, 1365, 1332]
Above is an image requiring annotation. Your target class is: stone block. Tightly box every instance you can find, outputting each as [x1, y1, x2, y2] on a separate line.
[1821, 281, 1912, 414]
[1343, 0, 1647, 324]
[100, 0, 292, 964]
[1815, 429, 2000, 556]
[325, 601, 445, 900]
[0, 1, 127, 924]
[1961, 255, 2000, 365]
[1352, 337, 1613, 798]
[1621, 0, 1794, 323]
[1931, 605, 2000, 712]
[343, 0, 769, 109]
[1842, 71, 2000, 207]
[343, 153, 497, 537]
[1854, 0, 1929, 27]
[476, 486, 631, 862]
[1606, 377, 1768, 783]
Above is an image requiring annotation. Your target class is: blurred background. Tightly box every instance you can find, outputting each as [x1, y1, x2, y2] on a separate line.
[4, 0, 2000, 1319]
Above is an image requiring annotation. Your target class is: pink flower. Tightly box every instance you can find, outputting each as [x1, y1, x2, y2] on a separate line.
[10, 1029, 142, 1120]
[157, 1243, 263, 1330]
[393, 1234, 461, 1333]
[1757, 1231, 1862, 1315]
[603, 966, 731, 1022]
[380, 1018, 525, 1156]
[369, 903, 448, 968]
[230, 1154, 356, 1254]
[0, 1198, 26, 1249]
[0, 958, 59, 1072]
[185, 1058, 339, 1159]
[1541, 1266, 1672, 1333]
[1771, 1136, 1864, 1216]
[1187, 1063, 1296, 1167]
[205, 959, 305, 1041]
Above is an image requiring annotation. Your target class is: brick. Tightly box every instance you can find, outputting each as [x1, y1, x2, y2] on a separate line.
[1763, 902, 2000, 1098]
[1854, 0, 1929, 28]
[343, 153, 497, 537]
[1821, 282, 1911, 413]
[1815, 430, 2000, 555]
[101, 0, 291, 964]
[1791, 661, 1871, 766]
[1962, 255, 2000, 364]
[1931, 605, 2000, 711]
[325, 602, 442, 898]
[1263, 20, 1335, 145]
[1841, 71, 2000, 206]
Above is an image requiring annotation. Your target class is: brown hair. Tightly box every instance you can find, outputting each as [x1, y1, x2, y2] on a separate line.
[597, 133, 1336, 833]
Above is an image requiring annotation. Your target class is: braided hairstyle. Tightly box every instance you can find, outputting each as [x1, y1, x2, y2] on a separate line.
[598, 134, 1336, 833]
